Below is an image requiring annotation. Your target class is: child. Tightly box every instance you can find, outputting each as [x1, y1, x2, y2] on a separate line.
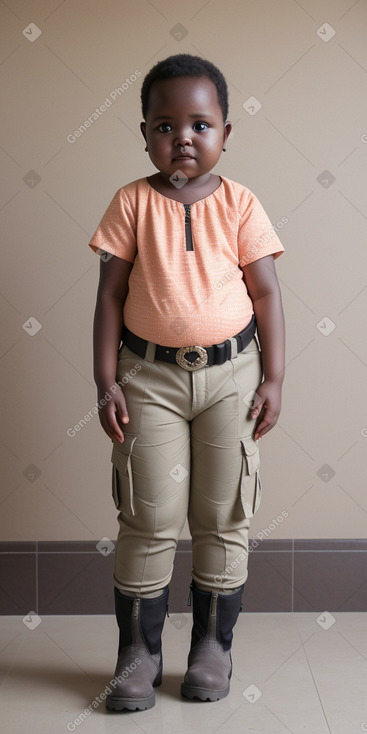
[89, 53, 285, 712]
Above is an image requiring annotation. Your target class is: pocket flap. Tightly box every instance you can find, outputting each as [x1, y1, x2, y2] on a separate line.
[240, 437, 262, 518]
[111, 435, 137, 472]
[240, 437, 260, 475]
[111, 435, 137, 516]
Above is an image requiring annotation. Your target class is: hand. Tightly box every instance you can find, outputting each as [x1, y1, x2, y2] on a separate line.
[97, 384, 129, 443]
[250, 380, 282, 440]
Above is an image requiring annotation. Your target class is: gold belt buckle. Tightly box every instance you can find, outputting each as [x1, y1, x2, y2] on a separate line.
[175, 345, 208, 371]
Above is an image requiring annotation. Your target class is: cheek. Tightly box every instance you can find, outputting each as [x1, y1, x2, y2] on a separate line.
[150, 137, 169, 154]
[201, 139, 221, 158]
[200, 131, 222, 150]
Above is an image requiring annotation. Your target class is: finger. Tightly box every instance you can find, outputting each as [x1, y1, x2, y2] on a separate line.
[251, 399, 264, 418]
[116, 400, 130, 425]
[115, 407, 129, 440]
[100, 411, 124, 444]
[254, 413, 278, 440]
[254, 420, 270, 440]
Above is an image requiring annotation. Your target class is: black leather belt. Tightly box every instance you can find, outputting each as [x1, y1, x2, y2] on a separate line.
[121, 315, 257, 371]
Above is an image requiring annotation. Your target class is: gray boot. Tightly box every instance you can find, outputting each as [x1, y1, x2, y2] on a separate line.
[106, 586, 169, 711]
[181, 580, 244, 701]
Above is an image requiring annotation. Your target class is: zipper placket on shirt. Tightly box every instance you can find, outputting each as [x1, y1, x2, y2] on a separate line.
[183, 204, 194, 251]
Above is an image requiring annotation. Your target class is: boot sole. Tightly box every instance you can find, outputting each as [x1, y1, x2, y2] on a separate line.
[106, 691, 155, 711]
[106, 669, 161, 712]
[181, 682, 230, 701]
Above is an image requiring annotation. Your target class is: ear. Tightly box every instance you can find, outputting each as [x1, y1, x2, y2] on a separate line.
[222, 121, 232, 150]
[140, 121, 147, 142]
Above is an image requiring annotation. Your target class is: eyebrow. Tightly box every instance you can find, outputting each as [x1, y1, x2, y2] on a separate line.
[151, 114, 214, 122]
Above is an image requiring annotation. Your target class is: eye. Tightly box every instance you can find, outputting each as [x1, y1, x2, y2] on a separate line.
[158, 123, 172, 133]
[193, 122, 208, 132]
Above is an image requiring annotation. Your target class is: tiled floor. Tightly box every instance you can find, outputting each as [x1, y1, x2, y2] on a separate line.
[1, 612, 366, 734]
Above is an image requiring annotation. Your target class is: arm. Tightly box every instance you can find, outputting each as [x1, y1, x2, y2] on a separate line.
[242, 254, 285, 440]
[93, 255, 133, 443]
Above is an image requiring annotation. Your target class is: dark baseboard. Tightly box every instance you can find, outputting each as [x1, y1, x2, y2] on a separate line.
[1, 539, 367, 615]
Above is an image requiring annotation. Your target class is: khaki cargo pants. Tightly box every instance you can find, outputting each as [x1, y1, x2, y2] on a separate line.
[111, 335, 263, 594]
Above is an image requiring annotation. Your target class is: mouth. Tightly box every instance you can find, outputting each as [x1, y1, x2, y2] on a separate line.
[172, 154, 194, 161]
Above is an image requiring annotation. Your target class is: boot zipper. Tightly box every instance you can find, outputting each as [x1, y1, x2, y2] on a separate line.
[210, 593, 218, 616]
[183, 204, 194, 251]
[132, 598, 142, 645]
[207, 592, 218, 639]
[133, 598, 140, 618]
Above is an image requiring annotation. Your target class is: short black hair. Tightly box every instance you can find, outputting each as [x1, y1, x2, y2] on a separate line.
[140, 54, 229, 122]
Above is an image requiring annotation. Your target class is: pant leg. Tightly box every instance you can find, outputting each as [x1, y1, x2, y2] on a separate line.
[188, 337, 263, 591]
[112, 344, 192, 595]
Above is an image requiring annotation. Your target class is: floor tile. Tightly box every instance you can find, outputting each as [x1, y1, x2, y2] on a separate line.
[0, 613, 366, 734]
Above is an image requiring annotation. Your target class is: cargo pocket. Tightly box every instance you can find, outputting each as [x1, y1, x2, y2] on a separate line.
[111, 435, 137, 516]
[240, 437, 262, 518]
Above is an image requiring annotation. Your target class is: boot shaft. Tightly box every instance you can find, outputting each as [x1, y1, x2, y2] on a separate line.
[189, 581, 244, 651]
[114, 586, 169, 655]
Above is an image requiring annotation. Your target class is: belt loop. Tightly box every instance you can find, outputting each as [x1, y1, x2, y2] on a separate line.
[144, 341, 156, 362]
[229, 337, 238, 359]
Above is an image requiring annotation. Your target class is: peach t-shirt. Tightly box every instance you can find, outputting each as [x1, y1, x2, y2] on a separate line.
[89, 176, 285, 347]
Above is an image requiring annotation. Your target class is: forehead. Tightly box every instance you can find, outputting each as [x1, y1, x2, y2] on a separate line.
[147, 75, 221, 116]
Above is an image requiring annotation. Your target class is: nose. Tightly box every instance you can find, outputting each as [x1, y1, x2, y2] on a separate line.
[174, 130, 192, 148]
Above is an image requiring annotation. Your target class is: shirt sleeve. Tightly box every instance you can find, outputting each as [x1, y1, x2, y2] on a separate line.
[238, 189, 285, 268]
[88, 188, 137, 263]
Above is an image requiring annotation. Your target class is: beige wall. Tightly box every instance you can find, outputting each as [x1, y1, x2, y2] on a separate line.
[1, 0, 366, 542]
